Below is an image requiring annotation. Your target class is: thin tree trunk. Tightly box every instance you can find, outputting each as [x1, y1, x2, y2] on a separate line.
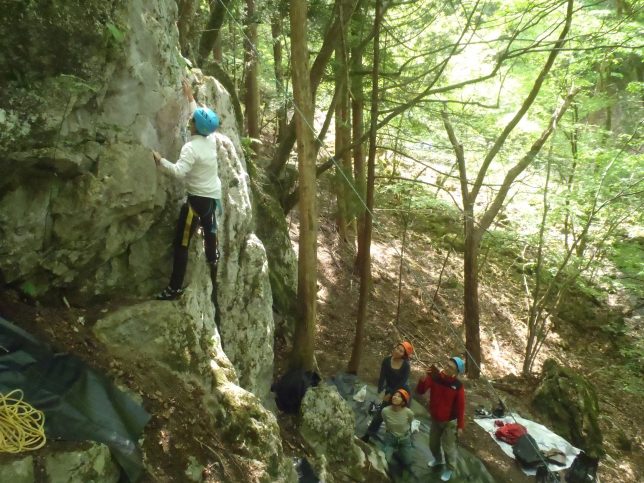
[197, 0, 232, 65]
[335, 0, 353, 243]
[244, 0, 260, 154]
[348, 0, 381, 374]
[462, 208, 482, 378]
[270, 12, 288, 142]
[290, 0, 318, 371]
[351, 4, 367, 273]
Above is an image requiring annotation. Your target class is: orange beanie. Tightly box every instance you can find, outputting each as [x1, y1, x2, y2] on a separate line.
[400, 341, 414, 358]
[395, 389, 411, 405]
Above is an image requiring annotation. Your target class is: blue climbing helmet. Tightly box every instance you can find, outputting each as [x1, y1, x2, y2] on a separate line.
[451, 356, 465, 374]
[193, 107, 220, 135]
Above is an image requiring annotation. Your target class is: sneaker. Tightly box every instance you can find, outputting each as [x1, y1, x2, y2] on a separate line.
[360, 434, 370, 443]
[156, 286, 183, 301]
[440, 469, 453, 481]
[428, 460, 443, 468]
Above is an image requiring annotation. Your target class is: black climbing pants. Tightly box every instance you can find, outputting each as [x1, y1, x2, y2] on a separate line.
[168, 195, 218, 291]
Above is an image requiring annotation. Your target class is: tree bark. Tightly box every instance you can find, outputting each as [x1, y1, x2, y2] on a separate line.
[348, 0, 381, 374]
[244, 0, 260, 154]
[270, 11, 288, 142]
[198, 0, 232, 65]
[335, 0, 353, 243]
[290, 0, 318, 371]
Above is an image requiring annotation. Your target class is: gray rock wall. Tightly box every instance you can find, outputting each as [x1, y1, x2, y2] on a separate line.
[0, 0, 284, 479]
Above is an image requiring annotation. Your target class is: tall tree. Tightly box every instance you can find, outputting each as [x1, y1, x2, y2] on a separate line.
[290, 0, 318, 371]
[244, 0, 260, 154]
[334, 0, 354, 243]
[441, 0, 575, 378]
[347, 0, 382, 374]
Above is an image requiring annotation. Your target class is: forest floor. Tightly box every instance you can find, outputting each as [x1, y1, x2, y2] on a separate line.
[274, 198, 644, 483]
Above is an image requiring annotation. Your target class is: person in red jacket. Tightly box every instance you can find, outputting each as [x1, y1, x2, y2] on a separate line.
[416, 356, 465, 482]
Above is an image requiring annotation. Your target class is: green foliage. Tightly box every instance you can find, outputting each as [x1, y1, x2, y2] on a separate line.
[106, 22, 125, 43]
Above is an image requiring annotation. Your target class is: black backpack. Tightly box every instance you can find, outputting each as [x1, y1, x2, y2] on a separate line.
[271, 369, 321, 414]
[565, 452, 598, 483]
[513, 434, 543, 468]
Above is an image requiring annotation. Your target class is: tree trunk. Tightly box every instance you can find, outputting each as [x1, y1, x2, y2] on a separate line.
[197, 0, 232, 65]
[290, 0, 318, 371]
[351, 4, 367, 274]
[334, 0, 353, 243]
[270, 12, 288, 142]
[462, 207, 481, 379]
[348, 0, 381, 374]
[244, 0, 260, 154]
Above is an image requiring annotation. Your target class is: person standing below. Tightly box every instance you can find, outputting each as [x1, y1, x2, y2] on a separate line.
[361, 341, 414, 442]
[381, 389, 417, 480]
[153, 80, 223, 300]
[416, 356, 466, 481]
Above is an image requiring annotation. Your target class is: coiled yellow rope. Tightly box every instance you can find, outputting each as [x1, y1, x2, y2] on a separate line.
[0, 389, 46, 453]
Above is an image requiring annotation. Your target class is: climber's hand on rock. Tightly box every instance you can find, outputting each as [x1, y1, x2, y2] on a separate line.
[152, 151, 162, 166]
[182, 79, 194, 102]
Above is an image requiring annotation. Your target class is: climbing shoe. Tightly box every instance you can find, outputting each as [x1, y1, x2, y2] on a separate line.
[360, 434, 370, 443]
[428, 460, 443, 468]
[156, 286, 184, 301]
[440, 469, 453, 481]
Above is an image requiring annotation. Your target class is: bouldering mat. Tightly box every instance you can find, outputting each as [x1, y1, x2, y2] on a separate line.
[329, 373, 496, 483]
[0, 317, 150, 482]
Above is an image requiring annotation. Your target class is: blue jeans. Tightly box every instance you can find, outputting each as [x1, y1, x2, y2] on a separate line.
[384, 432, 415, 476]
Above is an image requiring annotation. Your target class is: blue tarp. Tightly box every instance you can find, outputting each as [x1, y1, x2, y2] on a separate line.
[0, 317, 150, 482]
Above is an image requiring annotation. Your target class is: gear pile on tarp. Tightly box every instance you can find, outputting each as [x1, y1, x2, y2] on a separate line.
[474, 413, 581, 476]
[0, 317, 150, 482]
[329, 373, 496, 483]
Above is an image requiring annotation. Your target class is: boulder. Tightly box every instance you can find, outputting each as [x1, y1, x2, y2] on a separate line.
[532, 359, 603, 457]
[0, 456, 34, 483]
[299, 384, 388, 482]
[44, 443, 120, 483]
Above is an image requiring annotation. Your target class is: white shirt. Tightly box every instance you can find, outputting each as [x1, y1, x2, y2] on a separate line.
[160, 100, 222, 199]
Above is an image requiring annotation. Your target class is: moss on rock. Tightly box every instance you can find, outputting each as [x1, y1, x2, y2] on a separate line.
[532, 359, 603, 458]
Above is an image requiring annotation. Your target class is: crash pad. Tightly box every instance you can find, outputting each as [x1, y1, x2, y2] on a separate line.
[329, 373, 496, 483]
[0, 317, 150, 482]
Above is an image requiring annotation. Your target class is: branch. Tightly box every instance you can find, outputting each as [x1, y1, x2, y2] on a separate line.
[470, 0, 575, 203]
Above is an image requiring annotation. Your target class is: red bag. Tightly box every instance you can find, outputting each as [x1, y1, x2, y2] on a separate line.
[495, 422, 527, 445]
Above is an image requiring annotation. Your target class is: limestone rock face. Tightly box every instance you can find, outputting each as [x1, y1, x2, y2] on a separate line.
[1, 0, 283, 479]
[532, 359, 603, 457]
[300, 384, 387, 482]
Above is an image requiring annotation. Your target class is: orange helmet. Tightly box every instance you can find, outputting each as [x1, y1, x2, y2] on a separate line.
[395, 389, 410, 405]
[400, 341, 414, 358]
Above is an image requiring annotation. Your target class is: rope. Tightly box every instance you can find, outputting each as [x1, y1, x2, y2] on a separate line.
[0, 389, 46, 453]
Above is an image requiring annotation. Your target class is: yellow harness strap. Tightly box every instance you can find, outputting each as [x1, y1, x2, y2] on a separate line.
[181, 205, 195, 247]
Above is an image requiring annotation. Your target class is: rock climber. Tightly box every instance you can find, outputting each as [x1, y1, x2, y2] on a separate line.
[153, 79, 223, 300]
[416, 355, 466, 481]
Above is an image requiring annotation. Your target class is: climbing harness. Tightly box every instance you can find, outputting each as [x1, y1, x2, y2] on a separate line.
[0, 389, 46, 453]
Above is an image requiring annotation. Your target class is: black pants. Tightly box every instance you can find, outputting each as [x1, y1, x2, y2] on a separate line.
[168, 195, 218, 290]
[367, 399, 392, 437]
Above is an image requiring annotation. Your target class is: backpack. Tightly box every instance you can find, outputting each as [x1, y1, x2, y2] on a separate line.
[271, 369, 321, 414]
[495, 422, 528, 445]
[565, 452, 598, 483]
[513, 433, 543, 468]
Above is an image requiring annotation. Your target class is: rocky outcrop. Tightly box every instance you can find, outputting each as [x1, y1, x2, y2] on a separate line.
[1, 1, 284, 480]
[0, 443, 120, 483]
[299, 384, 388, 482]
[532, 359, 603, 458]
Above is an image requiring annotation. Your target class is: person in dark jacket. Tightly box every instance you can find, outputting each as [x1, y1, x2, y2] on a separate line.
[416, 356, 466, 482]
[361, 341, 414, 442]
